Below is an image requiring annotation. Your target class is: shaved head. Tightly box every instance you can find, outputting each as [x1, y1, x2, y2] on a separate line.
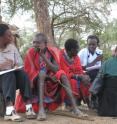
[33, 33, 47, 43]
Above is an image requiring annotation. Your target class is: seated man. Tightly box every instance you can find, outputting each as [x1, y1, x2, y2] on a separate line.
[90, 45, 117, 116]
[24, 33, 87, 121]
[78, 35, 103, 82]
[0, 24, 35, 121]
[78, 35, 103, 109]
[59, 39, 90, 107]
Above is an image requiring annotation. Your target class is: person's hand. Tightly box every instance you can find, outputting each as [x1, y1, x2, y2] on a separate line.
[81, 75, 90, 86]
[87, 55, 103, 67]
[39, 48, 47, 57]
[95, 55, 103, 62]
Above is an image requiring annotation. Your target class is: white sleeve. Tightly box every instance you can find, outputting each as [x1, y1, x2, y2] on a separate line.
[78, 49, 87, 66]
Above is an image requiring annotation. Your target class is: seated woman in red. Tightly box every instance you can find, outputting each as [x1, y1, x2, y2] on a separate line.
[59, 39, 90, 107]
[24, 33, 86, 121]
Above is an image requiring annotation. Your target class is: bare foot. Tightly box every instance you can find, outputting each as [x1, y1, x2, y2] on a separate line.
[37, 110, 46, 121]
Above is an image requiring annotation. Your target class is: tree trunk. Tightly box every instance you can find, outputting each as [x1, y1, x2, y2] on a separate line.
[0, 0, 2, 23]
[33, 0, 55, 45]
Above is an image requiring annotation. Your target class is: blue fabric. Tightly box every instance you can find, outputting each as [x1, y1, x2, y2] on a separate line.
[72, 76, 81, 88]
[44, 97, 54, 103]
[40, 67, 47, 73]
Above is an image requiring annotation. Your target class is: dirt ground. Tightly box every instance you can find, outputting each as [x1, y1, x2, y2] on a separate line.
[0, 106, 117, 124]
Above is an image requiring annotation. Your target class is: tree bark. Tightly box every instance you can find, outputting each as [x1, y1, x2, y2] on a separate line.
[0, 0, 2, 23]
[33, 0, 55, 45]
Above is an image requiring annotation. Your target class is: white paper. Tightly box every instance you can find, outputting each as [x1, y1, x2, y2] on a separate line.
[86, 65, 101, 71]
[0, 66, 23, 75]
